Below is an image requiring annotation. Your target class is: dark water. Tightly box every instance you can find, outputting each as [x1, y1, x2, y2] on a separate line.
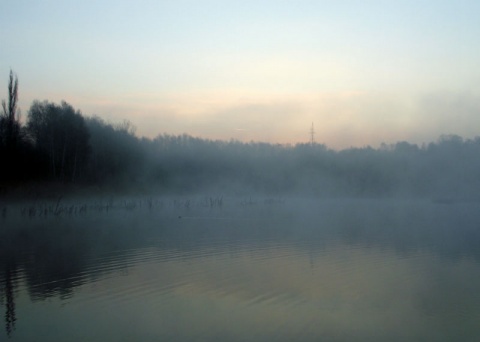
[1, 197, 480, 341]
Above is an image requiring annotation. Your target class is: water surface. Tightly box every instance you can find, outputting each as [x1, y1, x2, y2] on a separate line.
[1, 197, 480, 341]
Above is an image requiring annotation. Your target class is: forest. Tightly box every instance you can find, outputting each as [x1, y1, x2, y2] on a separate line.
[1, 70, 480, 199]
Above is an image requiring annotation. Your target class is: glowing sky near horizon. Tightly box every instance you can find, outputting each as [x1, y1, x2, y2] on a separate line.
[1, 0, 480, 149]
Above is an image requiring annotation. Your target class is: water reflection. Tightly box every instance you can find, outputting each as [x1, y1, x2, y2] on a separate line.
[3, 261, 17, 337]
[1, 198, 480, 341]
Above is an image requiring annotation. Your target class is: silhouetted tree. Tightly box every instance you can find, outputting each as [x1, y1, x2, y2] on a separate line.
[26, 101, 90, 182]
[0, 70, 23, 181]
[85, 116, 144, 184]
[0, 70, 20, 148]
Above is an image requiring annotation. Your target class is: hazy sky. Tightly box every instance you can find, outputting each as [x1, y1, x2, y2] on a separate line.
[2, 0, 480, 149]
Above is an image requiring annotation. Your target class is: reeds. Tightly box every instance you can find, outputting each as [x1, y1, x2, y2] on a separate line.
[6, 195, 284, 220]
[19, 199, 88, 218]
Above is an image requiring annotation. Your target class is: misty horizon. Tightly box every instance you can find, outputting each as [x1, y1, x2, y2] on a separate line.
[15, 89, 480, 151]
[13, 94, 480, 152]
[1, 70, 480, 201]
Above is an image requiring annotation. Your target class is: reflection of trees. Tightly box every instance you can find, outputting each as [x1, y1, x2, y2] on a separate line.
[0, 215, 159, 311]
[0, 217, 126, 337]
[3, 261, 17, 337]
[0, 224, 21, 338]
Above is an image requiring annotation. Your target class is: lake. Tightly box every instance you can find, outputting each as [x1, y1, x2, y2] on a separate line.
[1, 196, 480, 341]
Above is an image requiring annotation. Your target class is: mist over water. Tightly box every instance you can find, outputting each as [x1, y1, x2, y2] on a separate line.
[1, 197, 480, 341]
[2, 3, 480, 338]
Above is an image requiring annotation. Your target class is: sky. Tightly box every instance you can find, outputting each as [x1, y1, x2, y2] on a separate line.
[1, 0, 480, 149]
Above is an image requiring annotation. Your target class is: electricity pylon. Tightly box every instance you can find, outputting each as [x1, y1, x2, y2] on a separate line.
[309, 122, 315, 146]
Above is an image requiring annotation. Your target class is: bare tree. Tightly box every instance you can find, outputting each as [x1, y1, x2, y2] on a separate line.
[27, 100, 90, 182]
[2, 70, 18, 120]
[0, 70, 24, 183]
[0, 69, 21, 151]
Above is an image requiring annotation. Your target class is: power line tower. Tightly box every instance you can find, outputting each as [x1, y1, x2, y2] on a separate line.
[309, 122, 315, 146]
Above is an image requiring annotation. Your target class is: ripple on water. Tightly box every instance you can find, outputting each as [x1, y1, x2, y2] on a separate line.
[3, 200, 480, 341]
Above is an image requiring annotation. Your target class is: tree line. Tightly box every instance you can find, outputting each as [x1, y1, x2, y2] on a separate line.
[0, 71, 141, 188]
[2, 70, 480, 198]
